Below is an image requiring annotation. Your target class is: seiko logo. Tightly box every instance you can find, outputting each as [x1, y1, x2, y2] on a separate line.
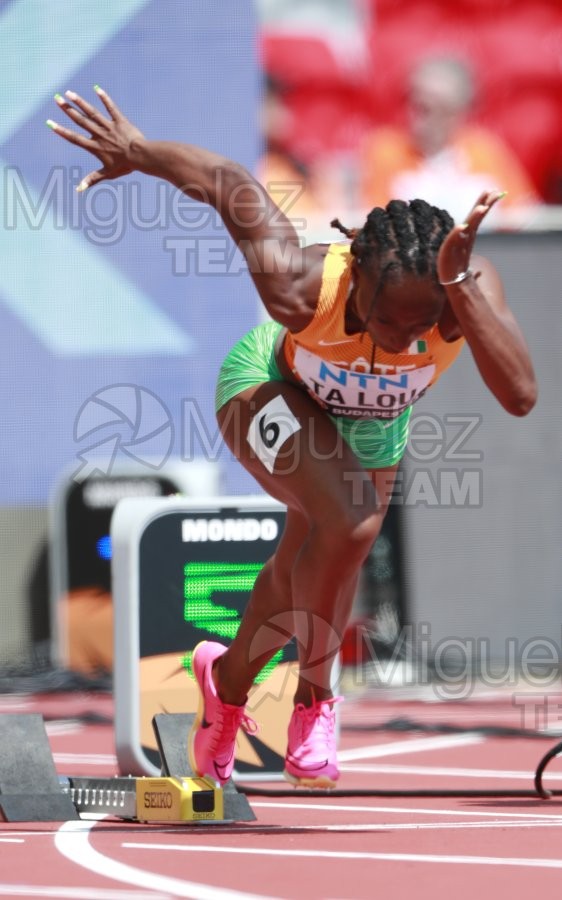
[181, 517, 279, 542]
[144, 791, 173, 809]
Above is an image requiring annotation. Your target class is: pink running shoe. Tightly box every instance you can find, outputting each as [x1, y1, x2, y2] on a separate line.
[188, 641, 255, 786]
[284, 696, 342, 788]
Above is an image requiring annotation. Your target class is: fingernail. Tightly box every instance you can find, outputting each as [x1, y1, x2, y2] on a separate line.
[498, 191, 508, 199]
[94, 84, 104, 94]
[46, 119, 57, 130]
[460, 223, 469, 230]
[54, 93, 64, 103]
[76, 180, 88, 193]
[65, 90, 77, 99]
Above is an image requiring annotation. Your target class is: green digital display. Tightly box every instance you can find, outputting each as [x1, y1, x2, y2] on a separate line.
[183, 561, 264, 636]
[183, 561, 284, 682]
[138, 507, 295, 668]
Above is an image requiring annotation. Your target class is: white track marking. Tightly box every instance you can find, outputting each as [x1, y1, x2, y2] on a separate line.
[337, 733, 484, 762]
[55, 819, 281, 900]
[321, 821, 562, 831]
[250, 801, 562, 820]
[120, 843, 562, 867]
[0, 831, 65, 838]
[339, 762, 562, 780]
[0, 838, 25, 843]
[44, 722, 83, 736]
[53, 753, 117, 767]
[124, 819, 562, 840]
[0, 887, 171, 899]
[0, 697, 32, 709]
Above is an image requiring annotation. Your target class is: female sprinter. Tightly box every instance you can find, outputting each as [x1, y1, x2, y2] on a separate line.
[48, 87, 537, 788]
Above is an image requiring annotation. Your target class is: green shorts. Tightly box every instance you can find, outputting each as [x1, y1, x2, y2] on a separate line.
[215, 321, 411, 470]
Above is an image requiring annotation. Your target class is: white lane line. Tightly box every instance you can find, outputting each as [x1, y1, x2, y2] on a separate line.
[124, 819, 562, 841]
[45, 722, 83, 736]
[55, 819, 282, 900]
[319, 821, 562, 831]
[120, 843, 562, 867]
[0, 698, 32, 711]
[0, 887, 171, 899]
[339, 762, 562, 781]
[0, 831, 67, 838]
[53, 753, 118, 767]
[105, 734, 483, 801]
[250, 801, 562, 820]
[337, 733, 484, 762]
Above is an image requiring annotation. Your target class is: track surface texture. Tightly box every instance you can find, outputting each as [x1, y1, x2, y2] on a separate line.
[1, 680, 562, 899]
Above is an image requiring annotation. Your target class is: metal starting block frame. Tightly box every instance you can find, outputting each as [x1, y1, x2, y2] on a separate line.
[0, 712, 255, 824]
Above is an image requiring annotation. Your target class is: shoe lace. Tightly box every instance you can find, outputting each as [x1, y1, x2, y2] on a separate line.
[295, 696, 342, 741]
[212, 705, 258, 755]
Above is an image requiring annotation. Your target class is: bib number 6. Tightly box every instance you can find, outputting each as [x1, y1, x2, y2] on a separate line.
[247, 395, 302, 473]
[259, 414, 281, 449]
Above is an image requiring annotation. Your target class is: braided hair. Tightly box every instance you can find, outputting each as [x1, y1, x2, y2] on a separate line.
[331, 198, 454, 282]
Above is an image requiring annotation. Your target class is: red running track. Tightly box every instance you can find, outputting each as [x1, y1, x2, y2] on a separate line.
[1, 687, 562, 900]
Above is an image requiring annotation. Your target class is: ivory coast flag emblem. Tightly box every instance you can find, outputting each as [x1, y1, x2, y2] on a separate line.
[407, 339, 427, 353]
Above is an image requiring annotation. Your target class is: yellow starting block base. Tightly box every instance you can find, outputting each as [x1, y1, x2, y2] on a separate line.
[135, 776, 223, 823]
[60, 774, 227, 823]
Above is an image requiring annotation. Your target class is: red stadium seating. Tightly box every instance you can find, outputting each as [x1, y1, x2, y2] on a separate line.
[259, 0, 562, 200]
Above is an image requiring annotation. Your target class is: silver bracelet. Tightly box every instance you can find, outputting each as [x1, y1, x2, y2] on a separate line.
[439, 269, 473, 286]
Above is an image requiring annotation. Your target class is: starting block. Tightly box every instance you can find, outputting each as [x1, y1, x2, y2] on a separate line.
[59, 773, 224, 823]
[0, 712, 255, 824]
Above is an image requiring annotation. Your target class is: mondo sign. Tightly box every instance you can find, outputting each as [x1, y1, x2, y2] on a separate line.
[181, 517, 280, 542]
[111, 495, 306, 779]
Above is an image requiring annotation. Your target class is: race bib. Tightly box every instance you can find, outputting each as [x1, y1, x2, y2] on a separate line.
[294, 347, 436, 419]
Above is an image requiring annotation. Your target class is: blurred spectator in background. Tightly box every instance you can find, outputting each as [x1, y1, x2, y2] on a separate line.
[360, 56, 540, 225]
[256, 74, 326, 227]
